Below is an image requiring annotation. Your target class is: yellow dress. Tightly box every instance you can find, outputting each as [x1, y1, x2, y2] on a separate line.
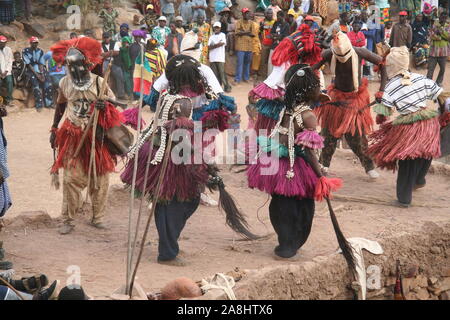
[191, 22, 212, 64]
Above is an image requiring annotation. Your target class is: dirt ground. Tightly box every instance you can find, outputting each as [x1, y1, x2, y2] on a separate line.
[0, 62, 449, 299]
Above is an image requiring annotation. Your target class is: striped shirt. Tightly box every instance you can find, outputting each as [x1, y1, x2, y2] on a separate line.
[382, 73, 443, 115]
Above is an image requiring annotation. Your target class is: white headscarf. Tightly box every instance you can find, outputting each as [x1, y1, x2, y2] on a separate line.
[180, 31, 202, 61]
[386, 46, 412, 85]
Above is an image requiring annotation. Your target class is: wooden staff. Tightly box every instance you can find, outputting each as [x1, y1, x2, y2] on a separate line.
[126, 43, 146, 295]
[129, 119, 176, 297]
[73, 63, 113, 159]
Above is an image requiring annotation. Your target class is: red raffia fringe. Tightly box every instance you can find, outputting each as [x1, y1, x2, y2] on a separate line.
[51, 103, 122, 175]
[367, 117, 441, 171]
[315, 78, 373, 138]
[271, 37, 298, 67]
[439, 111, 450, 127]
[314, 176, 343, 202]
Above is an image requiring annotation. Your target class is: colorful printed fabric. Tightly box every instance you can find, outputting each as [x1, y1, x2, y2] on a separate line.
[0, 119, 11, 217]
[133, 48, 167, 95]
[152, 26, 171, 47]
[429, 22, 450, 57]
[190, 22, 211, 64]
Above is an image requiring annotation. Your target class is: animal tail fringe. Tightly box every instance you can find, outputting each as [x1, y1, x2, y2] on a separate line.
[326, 198, 357, 279]
[218, 184, 260, 240]
[51, 172, 60, 190]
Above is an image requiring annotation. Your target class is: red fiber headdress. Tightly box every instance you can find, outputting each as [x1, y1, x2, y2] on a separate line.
[50, 37, 102, 70]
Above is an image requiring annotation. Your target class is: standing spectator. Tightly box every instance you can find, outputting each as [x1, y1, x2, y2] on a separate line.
[300, 0, 311, 14]
[0, 0, 15, 25]
[399, 0, 416, 14]
[114, 23, 131, 42]
[0, 37, 13, 106]
[160, 0, 175, 24]
[270, 10, 290, 52]
[427, 12, 450, 87]
[190, 15, 211, 64]
[411, 13, 430, 67]
[347, 21, 366, 48]
[384, 20, 393, 46]
[165, 23, 183, 60]
[389, 11, 412, 48]
[14, 0, 32, 21]
[375, 0, 390, 25]
[101, 32, 127, 100]
[291, 1, 303, 21]
[133, 39, 166, 97]
[174, 16, 186, 36]
[119, 36, 134, 99]
[287, 9, 298, 34]
[279, 0, 291, 12]
[152, 16, 171, 47]
[234, 8, 257, 84]
[130, 30, 146, 98]
[268, 0, 281, 19]
[43, 50, 66, 104]
[219, 7, 236, 54]
[98, 1, 119, 36]
[360, 11, 376, 53]
[215, 0, 232, 18]
[258, 8, 275, 80]
[192, 0, 207, 21]
[179, 0, 194, 26]
[327, 12, 350, 36]
[11, 51, 26, 89]
[250, 11, 261, 77]
[22, 37, 53, 111]
[208, 21, 231, 92]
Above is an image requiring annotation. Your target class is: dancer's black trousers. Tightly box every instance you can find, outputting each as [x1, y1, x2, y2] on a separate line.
[397, 158, 432, 205]
[155, 197, 200, 261]
[269, 195, 315, 258]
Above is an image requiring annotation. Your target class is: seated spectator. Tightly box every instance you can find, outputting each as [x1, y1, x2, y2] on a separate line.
[208, 21, 231, 92]
[165, 23, 183, 60]
[141, 4, 158, 32]
[22, 37, 54, 111]
[43, 51, 66, 103]
[98, 0, 119, 35]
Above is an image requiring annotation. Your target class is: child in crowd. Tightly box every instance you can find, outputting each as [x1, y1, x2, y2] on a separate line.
[12, 52, 26, 88]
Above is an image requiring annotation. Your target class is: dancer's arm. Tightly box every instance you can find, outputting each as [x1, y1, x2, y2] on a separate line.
[311, 49, 332, 70]
[355, 47, 387, 91]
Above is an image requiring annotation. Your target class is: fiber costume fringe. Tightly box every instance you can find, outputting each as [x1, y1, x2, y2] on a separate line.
[367, 109, 441, 171]
[315, 78, 372, 138]
[51, 102, 122, 175]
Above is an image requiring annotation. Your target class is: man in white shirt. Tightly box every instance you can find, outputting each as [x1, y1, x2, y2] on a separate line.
[208, 22, 231, 92]
[0, 36, 13, 105]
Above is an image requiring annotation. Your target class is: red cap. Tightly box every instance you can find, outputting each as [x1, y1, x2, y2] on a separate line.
[304, 15, 314, 21]
[399, 11, 408, 16]
[0, 36, 7, 43]
[241, 7, 250, 14]
[29, 36, 39, 43]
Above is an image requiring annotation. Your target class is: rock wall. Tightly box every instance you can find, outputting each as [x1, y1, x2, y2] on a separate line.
[199, 222, 450, 300]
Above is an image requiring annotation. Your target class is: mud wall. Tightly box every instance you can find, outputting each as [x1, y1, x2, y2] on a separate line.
[200, 222, 450, 300]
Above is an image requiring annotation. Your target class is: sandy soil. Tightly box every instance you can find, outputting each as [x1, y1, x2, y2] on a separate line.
[0, 64, 449, 299]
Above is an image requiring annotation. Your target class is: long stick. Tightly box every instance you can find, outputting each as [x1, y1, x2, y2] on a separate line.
[0, 277, 25, 300]
[84, 64, 112, 201]
[129, 120, 176, 296]
[126, 43, 146, 295]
